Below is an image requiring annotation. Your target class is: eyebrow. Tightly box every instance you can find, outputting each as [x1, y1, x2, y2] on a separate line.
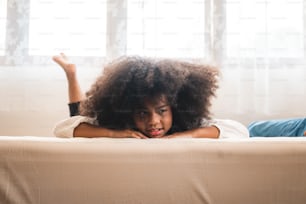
[156, 104, 170, 109]
[135, 104, 169, 110]
[155, 104, 170, 109]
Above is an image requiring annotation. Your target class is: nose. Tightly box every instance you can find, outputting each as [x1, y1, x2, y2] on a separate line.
[148, 112, 160, 126]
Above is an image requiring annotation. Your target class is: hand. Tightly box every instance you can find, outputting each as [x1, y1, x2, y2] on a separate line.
[111, 129, 149, 139]
[165, 132, 193, 139]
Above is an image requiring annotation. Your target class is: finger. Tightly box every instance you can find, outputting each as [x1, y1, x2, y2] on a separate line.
[131, 135, 147, 139]
[135, 132, 149, 139]
[128, 132, 148, 139]
[137, 134, 148, 139]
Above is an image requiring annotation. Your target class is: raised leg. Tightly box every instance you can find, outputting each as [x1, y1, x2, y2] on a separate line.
[53, 53, 84, 103]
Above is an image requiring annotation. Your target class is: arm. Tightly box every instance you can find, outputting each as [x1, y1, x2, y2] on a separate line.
[53, 115, 147, 139]
[166, 119, 249, 139]
[167, 126, 220, 139]
[74, 123, 148, 139]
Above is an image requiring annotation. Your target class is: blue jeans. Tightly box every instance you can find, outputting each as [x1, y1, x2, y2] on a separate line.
[248, 117, 306, 137]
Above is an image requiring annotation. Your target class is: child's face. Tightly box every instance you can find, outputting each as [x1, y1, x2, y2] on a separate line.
[133, 95, 173, 138]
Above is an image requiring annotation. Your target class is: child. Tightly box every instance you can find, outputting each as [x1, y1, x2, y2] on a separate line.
[53, 53, 249, 139]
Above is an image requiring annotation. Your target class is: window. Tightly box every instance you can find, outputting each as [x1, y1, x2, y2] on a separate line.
[1, 0, 305, 64]
[29, 0, 107, 56]
[0, 0, 6, 56]
[226, 0, 304, 58]
[127, 0, 206, 58]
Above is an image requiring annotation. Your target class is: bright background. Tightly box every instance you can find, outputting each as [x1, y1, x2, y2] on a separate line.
[0, 0, 305, 136]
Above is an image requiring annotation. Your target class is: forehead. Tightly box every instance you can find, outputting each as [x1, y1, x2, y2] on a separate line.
[140, 94, 168, 108]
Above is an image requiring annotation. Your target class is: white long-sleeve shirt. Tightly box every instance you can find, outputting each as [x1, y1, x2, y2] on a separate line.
[53, 116, 249, 139]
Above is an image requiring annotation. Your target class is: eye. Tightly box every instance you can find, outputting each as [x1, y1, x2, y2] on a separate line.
[135, 110, 148, 118]
[158, 108, 168, 114]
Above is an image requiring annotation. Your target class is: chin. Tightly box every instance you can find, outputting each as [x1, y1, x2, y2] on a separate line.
[151, 134, 166, 138]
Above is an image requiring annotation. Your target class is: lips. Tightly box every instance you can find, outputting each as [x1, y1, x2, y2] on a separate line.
[147, 128, 163, 137]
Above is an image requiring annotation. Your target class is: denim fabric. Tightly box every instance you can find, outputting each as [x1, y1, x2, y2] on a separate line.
[248, 117, 306, 137]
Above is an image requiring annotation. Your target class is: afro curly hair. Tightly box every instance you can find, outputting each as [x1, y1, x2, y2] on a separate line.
[80, 56, 219, 134]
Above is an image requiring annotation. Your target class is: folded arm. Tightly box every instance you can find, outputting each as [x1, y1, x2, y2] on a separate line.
[167, 119, 249, 139]
[53, 116, 147, 139]
[54, 116, 249, 139]
[166, 126, 220, 139]
[74, 123, 148, 139]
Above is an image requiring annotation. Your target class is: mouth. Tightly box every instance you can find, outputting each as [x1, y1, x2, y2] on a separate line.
[146, 128, 164, 138]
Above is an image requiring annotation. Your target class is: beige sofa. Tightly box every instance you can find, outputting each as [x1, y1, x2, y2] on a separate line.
[1, 136, 306, 204]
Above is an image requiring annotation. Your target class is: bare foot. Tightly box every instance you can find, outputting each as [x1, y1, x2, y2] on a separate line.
[52, 53, 76, 76]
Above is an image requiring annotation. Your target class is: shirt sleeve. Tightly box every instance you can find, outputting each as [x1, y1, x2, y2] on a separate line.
[201, 119, 250, 139]
[53, 116, 97, 138]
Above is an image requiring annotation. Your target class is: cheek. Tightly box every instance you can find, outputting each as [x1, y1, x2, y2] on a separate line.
[133, 117, 144, 130]
[164, 112, 173, 127]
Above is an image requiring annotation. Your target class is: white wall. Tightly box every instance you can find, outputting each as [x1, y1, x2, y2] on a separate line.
[0, 65, 102, 136]
[0, 65, 305, 137]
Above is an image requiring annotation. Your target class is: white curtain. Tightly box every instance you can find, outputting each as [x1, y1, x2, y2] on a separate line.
[126, 0, 207, 58]
[1, 0, 305, 123]
[213, 0, 306, 122]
